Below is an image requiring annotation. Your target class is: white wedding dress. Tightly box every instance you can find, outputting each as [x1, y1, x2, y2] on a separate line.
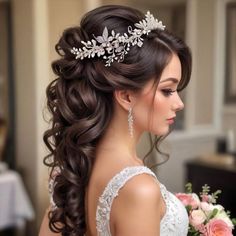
[96, 166, 189, 236]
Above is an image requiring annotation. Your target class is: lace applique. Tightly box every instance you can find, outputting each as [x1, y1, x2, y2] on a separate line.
[96, 166, 189, 236]
[159, 184, 189, 235]
[48, 167, 61, 210]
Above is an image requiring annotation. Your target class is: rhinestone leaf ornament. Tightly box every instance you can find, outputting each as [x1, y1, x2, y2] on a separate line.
[70, 11, 165, 66]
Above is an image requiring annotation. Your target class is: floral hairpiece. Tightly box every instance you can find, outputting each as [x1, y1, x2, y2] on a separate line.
[70, 11, 165, 66]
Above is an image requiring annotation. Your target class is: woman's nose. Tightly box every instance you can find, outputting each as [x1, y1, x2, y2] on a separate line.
[172, 94, 184, 112]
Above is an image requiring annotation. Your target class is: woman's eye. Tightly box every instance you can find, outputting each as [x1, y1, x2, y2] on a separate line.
[161, 89, 176, 97]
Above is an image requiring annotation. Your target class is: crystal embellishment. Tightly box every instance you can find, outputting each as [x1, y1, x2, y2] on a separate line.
[71, 11, 165, 66]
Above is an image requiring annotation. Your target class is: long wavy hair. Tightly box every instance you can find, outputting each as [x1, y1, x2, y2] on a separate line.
[43, 5, 192, 236]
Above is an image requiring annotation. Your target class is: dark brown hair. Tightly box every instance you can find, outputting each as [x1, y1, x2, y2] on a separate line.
[43, 5, 192, 236]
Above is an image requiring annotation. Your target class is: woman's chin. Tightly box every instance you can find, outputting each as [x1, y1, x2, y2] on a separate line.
[151, 127, 169, 136]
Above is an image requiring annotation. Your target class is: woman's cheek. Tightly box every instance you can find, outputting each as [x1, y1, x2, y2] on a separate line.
[134, 106, 150, 131]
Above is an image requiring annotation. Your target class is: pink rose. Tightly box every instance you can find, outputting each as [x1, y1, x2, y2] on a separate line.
[190, 209, 207, 227]
[214, 210, 234, 229]
[201, 194, 210, 202]
[175, 193, 200, 209]
[205, 219, 233, 236]
[195, 223, 208, 235]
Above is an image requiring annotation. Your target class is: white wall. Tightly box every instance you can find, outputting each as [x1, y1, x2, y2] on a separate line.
[12, 0, 37, 234]
[218, 0, 236, 150]
[0, 3, 9, 120]
[12, 0, 88, 233]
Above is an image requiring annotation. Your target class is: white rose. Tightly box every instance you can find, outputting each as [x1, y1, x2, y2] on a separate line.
[190, 209, 207, 227]
[200, 202, 214, 216]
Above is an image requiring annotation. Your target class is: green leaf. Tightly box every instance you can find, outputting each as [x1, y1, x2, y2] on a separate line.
[186, 205, 192, 213]
[208, 208, 218, 220]
[232, 218, 236, 226]
[211, 190, 222, 203]
[185, 183, 192, 193]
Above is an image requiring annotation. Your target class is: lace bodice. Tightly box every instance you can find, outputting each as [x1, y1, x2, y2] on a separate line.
[96, 166, 189, 236]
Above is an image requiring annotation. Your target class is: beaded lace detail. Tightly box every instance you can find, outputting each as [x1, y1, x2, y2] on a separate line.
[96, 166, 188, 236]
[159, 182, 189, 235]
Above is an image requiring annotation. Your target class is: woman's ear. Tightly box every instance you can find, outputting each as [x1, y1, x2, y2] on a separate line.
[114, 89, 136, 111]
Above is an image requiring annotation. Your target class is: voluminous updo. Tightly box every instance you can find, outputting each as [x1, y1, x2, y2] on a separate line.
[43, 5, 192, 236]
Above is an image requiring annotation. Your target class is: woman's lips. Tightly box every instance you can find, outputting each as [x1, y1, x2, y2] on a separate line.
[167, 118, 174, 124]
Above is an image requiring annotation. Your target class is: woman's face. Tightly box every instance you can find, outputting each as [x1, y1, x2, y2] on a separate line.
[132, 53, 184, 136]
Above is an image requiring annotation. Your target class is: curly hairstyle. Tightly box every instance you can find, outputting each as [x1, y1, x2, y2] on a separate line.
[43, 5, 192, 236]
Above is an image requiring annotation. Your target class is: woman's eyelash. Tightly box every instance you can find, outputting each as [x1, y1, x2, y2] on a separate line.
[161, 89, 176, 96]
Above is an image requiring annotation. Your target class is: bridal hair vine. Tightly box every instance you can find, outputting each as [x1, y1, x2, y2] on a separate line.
[70, 11, 165, 66]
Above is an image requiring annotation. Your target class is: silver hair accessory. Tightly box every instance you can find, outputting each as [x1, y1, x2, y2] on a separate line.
[70, 11, 165, 66]
[128, 107, 134, 138]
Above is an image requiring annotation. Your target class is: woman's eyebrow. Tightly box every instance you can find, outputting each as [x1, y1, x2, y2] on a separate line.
[159, 78, 179, 84]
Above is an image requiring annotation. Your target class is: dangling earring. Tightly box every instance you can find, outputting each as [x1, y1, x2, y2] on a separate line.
[128, 107, 134, 138]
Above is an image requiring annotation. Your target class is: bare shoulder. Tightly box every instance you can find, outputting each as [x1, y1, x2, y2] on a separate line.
[111, 173, 162, 236]
[120, 173, 161, 201]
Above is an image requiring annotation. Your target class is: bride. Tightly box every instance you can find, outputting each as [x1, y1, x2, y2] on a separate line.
[39, 5, 192, 236]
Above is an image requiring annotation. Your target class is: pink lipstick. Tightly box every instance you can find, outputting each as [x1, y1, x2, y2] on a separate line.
[167, 118, 174, 124]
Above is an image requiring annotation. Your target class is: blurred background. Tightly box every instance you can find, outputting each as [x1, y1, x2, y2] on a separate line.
[0, 0, 236, 235]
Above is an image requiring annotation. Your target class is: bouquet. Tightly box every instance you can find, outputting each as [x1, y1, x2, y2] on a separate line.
[176, 183, 236, 236]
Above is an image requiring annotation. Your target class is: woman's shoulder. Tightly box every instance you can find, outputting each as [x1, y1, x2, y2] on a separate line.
[93, 160, 163, 235]
[97, 164, 162, 210]
[108, 166, 162, 235]
[111, 166, 161, 202]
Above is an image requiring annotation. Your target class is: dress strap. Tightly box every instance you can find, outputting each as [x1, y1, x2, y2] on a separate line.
[96, 166, 157, 234]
